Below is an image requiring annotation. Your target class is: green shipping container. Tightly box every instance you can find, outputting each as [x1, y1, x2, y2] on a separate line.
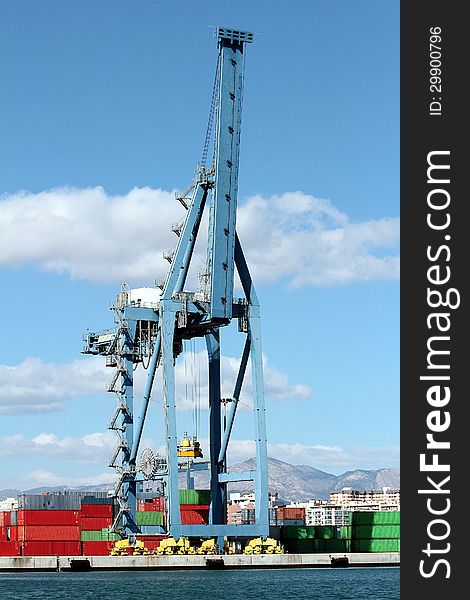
[349, 511, 400, 526]
[281, 526, 316, 540]
[136, 511, 164, 526]
[352, 525, 400, 539]
[351, 539, 400, 552]
[80, 530, 103, 541]
[81, 529, 121, 541]
[314, 526, 338, 540]
[100, 529, 120, 541]
[287, 539, 316, 554]
[178, 489, 211, 505]
[339, 526, 352, 540]
[323, 539, 350, 553]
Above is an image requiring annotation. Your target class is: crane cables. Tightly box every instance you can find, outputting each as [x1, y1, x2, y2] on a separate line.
[200, 54, 220, 168]
[183, 339, 201, 442]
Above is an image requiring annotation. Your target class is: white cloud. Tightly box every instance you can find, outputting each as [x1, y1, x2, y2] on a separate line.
[0, 186, 399, 287]
[225, 439, 399, 471]
[1, 351, 309, 415]
[0, 431, 115, 464]
[237, 193, 399, 287]
[1, 432, 398, 489]
[0, 356, 108, 414]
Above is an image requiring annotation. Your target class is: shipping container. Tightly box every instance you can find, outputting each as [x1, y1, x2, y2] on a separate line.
[8, 526, 18, 541]
[138, 502, 165, 512]
[280, 526, 316, 540]
[17, 525, 81, 541]
[80, 517, 113, 530]
[100, 529, 121, 541]
[18, 493, 95, 511]
[17, 510, 80, 526]
[136, 536, 166, 552]
[351, 525, 400, 539]
[81, 495, 115, 505]
[277, 507, 306, 521]
[277, 519, 304, 526]
[139, 497, 166, 511]
[0, 541, 20, 556]
[284, 538, 349, 554]
[80, 504, 114, 518]
[81, 541, 114, 556]
[80, 529, 121, 542]
[80, 530, 103, 542]
[21, 541, 54, 555]
[0, 512, 11, 527]
[136, 511, 164, 526]
[179, 504, 209, 512]
[351, 538, 400, 552]
[0, 526, 7, 542]
[180, 509, 209, 525]
[178, 489, 211, 505]
[349, 511, 400, 526]
[314, 525, 338, 540]
[22, 541, 82, 556]
[10, 511, 17, 526]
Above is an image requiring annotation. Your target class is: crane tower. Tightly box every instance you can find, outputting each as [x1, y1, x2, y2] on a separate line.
[83, 27, 268, 543]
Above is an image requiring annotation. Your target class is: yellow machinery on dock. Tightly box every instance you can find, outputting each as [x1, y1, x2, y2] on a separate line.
[243, 537, 284, 555]
[110, 538, 150, 556]
[154, 537, 195, 555]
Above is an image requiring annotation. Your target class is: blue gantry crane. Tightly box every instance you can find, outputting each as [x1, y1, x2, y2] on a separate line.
[83, 27, 268, 545]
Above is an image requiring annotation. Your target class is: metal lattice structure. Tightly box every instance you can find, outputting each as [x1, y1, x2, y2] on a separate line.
[83, 27, 268, 543]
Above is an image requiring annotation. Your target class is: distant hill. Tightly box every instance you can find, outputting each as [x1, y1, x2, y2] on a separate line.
[193, 457, 399, 502]
[1, 458, 399, 503]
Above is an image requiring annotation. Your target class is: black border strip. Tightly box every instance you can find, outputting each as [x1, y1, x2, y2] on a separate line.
[401, 2, 466, 595]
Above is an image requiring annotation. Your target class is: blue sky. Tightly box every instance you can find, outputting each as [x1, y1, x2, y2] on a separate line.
[0, 0, 399, 490]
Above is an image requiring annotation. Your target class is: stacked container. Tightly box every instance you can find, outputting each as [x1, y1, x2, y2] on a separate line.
[17, 509, 81, 556]
[280, 525, 348, 553]
[80, 498, 117, 556]
[178, 490, 210, 525]
[343, 511, 400, 553]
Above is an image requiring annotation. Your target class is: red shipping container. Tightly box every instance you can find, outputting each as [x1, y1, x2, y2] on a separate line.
[80, 504, 114, 518]
[22, 541, 54, 556]
[136, 536, 166, 551]
[9, 526, 18, 541]
[17, 510, 80, 526]
[277, 507, 305, 521]
[0, 526, 7, 541]
[81, 541, 114, 556]
[21, 541, 81, 556]
[0, 541, 20, 556]
[180, 504, 210, 511]
[140, 497, 165, 511]
[18, 525, 81, 541]
[51, 541, 81, 556]
[80, 517, 113, 530]
[180, 509, 209, 525]
[0, 512, 11, 527]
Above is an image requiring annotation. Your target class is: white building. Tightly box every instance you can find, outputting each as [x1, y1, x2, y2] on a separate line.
[0, 497, 18, 511]
[329, 487, 400, 512]
[304, 501, 349, 526]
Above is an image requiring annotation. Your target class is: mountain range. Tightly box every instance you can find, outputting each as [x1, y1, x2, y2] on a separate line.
[1, 458, 399, 503]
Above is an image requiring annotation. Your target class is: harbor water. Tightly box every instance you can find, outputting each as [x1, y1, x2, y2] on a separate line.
[0, 567, 399, 600]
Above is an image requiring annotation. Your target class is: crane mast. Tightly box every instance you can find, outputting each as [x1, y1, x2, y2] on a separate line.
[83, 27, 268, 544]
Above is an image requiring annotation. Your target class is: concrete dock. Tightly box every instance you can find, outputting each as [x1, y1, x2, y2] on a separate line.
[0, 552, 399, 572]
